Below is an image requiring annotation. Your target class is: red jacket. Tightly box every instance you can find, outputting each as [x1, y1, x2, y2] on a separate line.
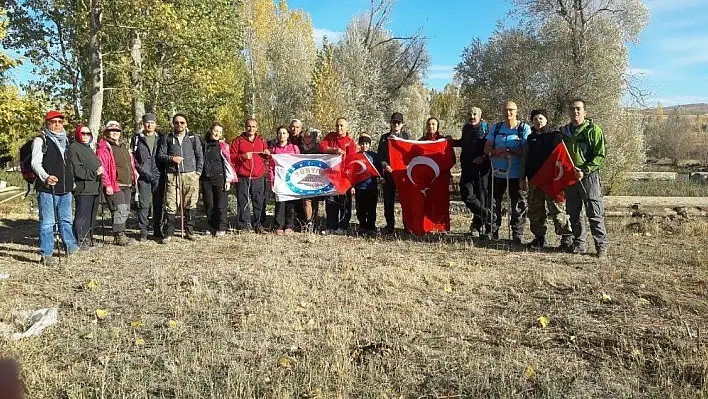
[319, 132, 356, 156]
[96, 138, 137, 192]
[230, 133, 269, 179]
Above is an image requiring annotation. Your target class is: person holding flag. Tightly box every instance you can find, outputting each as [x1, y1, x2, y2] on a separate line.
[352, 134, 381, 236]
[377, 112, 410, 235]
[519, 109, 573, 251]
[320, 117, 357, 235]
[561, 98, 608, 259]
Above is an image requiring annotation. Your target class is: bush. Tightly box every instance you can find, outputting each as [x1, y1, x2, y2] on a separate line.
[600, 110, 645, 195]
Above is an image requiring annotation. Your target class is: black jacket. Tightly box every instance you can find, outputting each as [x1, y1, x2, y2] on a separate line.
[158, 131, 203, 175]
[454, 121, 489, 171]
[131, 132, 161, 182]
[70, 141, 101, 195]
[377, 131, 411, 168]
[201, 138, 225, 184]
[35, 138, 74, 195]
[521, 125, 564, 181]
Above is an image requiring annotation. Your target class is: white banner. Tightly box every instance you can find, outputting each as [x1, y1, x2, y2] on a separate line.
[271, 154, 342, 201]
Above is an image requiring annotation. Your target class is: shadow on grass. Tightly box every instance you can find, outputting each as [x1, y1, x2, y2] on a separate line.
[0, 218, 36, 246]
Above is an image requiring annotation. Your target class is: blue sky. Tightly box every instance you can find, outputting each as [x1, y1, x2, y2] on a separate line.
[293, 0, 708, 107]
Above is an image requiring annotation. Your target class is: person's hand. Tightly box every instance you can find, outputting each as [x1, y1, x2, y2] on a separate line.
[244, 152, 252, 160]
[336, 148, 346, 155]
[262, 149, 270, 155]
[519, 180, 528, 192]
[472, 156, 485, 165]
[224, 182, 231, 191]
[46, 175, 58, 186]
[96, 166, 104, 175]
[105, 186, 113, 196]
[172, 156, 183, 164]
[384, 165, 393, 173]
[574, 168, 584, 181]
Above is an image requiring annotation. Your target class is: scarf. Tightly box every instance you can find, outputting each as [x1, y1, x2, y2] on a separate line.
[43, 127, 68, 154]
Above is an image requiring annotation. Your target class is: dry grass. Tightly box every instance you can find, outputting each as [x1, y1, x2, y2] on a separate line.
[0, 204, 707, 398]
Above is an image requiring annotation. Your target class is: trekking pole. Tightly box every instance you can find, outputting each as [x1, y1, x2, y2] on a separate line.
[506, 156, 512, 242]
[50, 185, 64, 264]
[489, 159, 495, 241]
[178, 164, 185, 239]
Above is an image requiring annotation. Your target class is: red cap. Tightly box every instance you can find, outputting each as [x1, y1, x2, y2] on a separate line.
[45, 110, 65, 121]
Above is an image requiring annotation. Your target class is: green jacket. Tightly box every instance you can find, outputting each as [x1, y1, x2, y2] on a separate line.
[561, 119, 606, 174]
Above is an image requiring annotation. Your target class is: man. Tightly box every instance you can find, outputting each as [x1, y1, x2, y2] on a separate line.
[484, 101, 531, 244]
[377, 112, 411, 234]
[289, 119, 303, 146]
[320, 117, 357, 234]
[30, 110, 79, 265]
[157, 113, 203, 243]
[131, 113, 162, 241]
[230, 118, 270, 233]
[561, 98, 608, 259]
[454, 107, 494, 237]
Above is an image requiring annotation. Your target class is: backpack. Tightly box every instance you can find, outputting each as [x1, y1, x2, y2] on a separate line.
[491, 121, 526, 147]
[19, 134, 47, 196]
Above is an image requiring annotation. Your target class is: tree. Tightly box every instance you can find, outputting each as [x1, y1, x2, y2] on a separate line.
[311, 39, 346, 132]
[430, 84, 463, 134]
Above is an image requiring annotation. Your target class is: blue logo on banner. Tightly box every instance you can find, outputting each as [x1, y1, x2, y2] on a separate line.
[285, 159, 334, 195]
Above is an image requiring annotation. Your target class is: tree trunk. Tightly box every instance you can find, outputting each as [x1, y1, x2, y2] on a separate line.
[130, 30, 145, 132]
[87, 1, 103, 135]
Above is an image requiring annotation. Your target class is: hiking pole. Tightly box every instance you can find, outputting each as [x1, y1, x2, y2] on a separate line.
[506, 156, 512, 242]
[489, 159, 495, 241]
[178, 164, 185, 239]
[50, 185, 64, 264]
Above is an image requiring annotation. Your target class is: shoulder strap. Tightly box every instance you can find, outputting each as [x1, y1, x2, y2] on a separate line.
[491, 122, 503, 148]
[517, 122, 526, 140]
[39, 133, 47, 154]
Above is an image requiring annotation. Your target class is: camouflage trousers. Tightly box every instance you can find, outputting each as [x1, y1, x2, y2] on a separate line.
[527, 183, 573, 239]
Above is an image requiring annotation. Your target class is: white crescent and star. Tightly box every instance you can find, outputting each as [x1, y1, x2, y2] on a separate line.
[350, 160, 368, 175]
[554, 160, 564, 181]
[406, 156, 441, 187]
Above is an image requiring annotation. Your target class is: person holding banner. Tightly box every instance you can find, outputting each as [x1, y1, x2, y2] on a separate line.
[320, 117, 356, 235]
[561, 98, 608, 259]
[519, 109, 573, 251]
[270, 125, 300, 235]
[230, 118, 270, 234]
[297, 129, 321, 232]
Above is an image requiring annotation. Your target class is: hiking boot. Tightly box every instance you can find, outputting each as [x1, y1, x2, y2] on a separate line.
[596, 249, 608, 260]
[571, 243, 586, 254]
[254, 225, 265, 234]
[114, 233, 136, 246]
[138, 230, 149, 242]
[41, 256, 58, 266]
[215, 231, 226, 237]
[527, 236, 545, 249]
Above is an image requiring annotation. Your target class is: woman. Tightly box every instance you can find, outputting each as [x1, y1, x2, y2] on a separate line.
[519, 109, 573, 250]
[421, 117, 444, 141]
[201, 121, 237, 236]
[269, 125, 300, 235]
[96, 121, 137, 246]
[70, 124, 103, 249]
[298, 128, 321, 232]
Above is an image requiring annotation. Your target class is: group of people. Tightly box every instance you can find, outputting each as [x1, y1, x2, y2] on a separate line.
[29, 97, 608, 265]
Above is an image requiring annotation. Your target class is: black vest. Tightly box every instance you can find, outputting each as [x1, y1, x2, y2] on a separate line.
[525, 128, 563, 180]
[35, 137, 74, 194]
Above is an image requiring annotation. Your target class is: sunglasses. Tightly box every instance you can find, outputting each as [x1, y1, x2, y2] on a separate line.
[80, 131, 92, 135]
[175, 121, 187, 125]
[49, 119, 64, 124]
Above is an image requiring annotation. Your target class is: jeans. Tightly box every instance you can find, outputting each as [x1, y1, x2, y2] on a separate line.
[38, 191, 78, 256]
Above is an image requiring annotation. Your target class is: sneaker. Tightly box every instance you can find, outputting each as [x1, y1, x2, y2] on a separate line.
[275, 229, 284, 236]
[215, 231, 226, 237]
[41, 256, 58, 266]
[558, 236, 574, 252]
[334, 228, 347, 235]
[596, 249, 608, 260]
[158, 237, 171, 245]
[320, 230, 330, 236]
[571, 243, 587, 254]
[284, 228, 294, 235]
[527, 236, 545, 249]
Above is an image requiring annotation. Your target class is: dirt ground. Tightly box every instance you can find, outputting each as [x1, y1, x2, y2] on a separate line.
[0, 204, 706, 398]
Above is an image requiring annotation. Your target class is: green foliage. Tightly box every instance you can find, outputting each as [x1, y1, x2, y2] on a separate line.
[0, 85, 45, 164]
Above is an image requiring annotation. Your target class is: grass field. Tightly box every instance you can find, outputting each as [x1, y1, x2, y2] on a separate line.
[0, 199, 707, 398]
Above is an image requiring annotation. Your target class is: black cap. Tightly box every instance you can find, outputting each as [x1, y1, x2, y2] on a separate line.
[390, 112, 404, 123]
[358, 135, 372, 145]
[530, 109, 548, 120]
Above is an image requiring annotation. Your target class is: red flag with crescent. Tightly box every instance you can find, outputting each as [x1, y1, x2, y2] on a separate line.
[388, 137, 455, 236]
[530, 141, 577, 202]
[344, 152, 380, 186]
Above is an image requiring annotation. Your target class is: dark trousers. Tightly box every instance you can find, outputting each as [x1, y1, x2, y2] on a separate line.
[261, 179, 272, 228]
[73, 194, 99, 246]
[137, 179, 162, 235]
[236, 176, 265, 229]
[460, 167, 491, 230]
[491, 176, 526, 239]
[325, 192, 352, 231]
[201, 179, 228, 232]
[355, 189, 378, 231]
[153, 175, 166, 236]
[382, 174, 397, 229]
[274, 200, 296, 230]
[565, 172, 609, 251]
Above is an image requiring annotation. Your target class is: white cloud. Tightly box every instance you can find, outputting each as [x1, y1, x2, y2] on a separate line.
[427, 64, 455, 80]
[313, 28, 344, 47]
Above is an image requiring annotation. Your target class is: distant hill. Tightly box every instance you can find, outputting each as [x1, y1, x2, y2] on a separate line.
[640, 103, 708, 115]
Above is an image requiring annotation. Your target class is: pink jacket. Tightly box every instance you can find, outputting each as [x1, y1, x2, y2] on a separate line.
[268, 142, 300, 183]
[96, 138, 137, 192]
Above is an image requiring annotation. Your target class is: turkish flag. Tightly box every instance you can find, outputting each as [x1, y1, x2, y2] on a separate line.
[530, 141, 578, 202]
[388, 137, 455, 236]
[344, 153, 380, 186]
[321, 160, 351, 194]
